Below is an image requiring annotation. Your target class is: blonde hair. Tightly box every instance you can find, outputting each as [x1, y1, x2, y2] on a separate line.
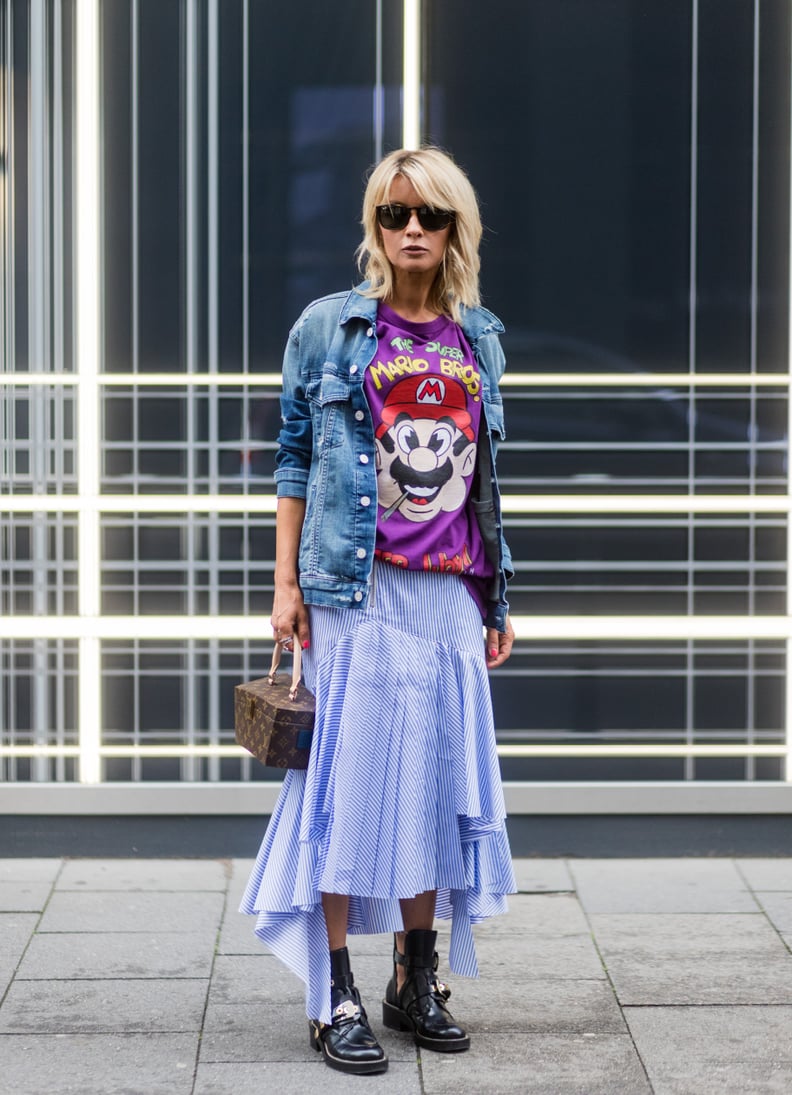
[357, 147, 482, 323]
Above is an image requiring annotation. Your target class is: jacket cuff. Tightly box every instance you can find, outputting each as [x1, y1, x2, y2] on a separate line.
[274, 468, 309, 499]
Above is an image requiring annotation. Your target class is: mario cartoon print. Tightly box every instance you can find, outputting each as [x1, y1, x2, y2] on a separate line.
[375, 374, 476, 523]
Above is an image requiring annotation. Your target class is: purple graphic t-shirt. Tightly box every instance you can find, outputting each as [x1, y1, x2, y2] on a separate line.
[363, 302, 493, 615]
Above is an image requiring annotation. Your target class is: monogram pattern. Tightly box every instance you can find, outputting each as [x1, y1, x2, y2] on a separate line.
[234, 674, 315, 769]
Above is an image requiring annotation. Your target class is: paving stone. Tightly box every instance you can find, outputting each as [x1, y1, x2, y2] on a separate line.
[0, 1033, 197, 1094]
[625, 1005, 792, 1094]
[209, 954, 306, 1006]
[419, 1032, 652, 1095]
[0, 880, 53, 912]
[755, 892, 792, 934]
[469, 932, 606, 981]
[200, 1001, 418, 1063]
[449, 892, 590, 937]
[194, 1060, 421, 1093]
[737, 859, 792, 891]
[219, 908, 263, 955]
[229, 858, 256, 883]
[436, 976, 625, 1034]
[570, 858, 757, 914]
[591, 913, 792, 1005]
[57, 858, 229, 892]
[0, 913, 38, 995]
[17, 930, 217, 980]
[0, 859, 62, 883]
[0, 978, 208, 1033]
[38, 889, 225, 933]
[0, 912, 39, 959]
[512, 858, 575, 893]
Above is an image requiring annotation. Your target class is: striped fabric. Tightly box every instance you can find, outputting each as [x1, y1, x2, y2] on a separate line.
[239, 562, 516, 1024]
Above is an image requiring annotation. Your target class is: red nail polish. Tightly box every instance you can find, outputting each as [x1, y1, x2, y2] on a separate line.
[302, 640, 310, 650]
[489, 647, 498, 658]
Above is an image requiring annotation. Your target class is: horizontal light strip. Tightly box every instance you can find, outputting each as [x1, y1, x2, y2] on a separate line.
[1, 373, 282, 386]
[1, 494, 790, 515]
[0, 495, 278, 514]
[5, 372, 792, 388]
[499, 372, 792, 388]
[2, 615, 791, 641]
[0, 744, 784, 760]
[500, 495, 792, 514]
[496, 744, 786, 758]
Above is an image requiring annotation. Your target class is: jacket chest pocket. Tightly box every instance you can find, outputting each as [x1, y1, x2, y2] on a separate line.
[306, 373, 352, 451]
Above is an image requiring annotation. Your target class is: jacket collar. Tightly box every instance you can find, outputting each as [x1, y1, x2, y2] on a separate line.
[339, 282, 505, 340]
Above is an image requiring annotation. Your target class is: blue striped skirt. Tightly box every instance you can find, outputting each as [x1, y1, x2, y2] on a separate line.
[239, 562, 516, 1023]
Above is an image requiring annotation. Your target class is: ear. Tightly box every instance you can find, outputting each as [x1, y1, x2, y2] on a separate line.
[461, 444, 476, 476]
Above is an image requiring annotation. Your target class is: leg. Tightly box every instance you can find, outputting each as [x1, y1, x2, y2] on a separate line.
[383, 889, 469, 1052]
[312, 892, 387, 1074]
[321, 892, 350, 951]
[396, 889, 436, 992]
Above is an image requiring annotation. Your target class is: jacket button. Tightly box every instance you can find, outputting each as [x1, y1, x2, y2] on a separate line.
[355, 410, 365, 421]
[356, 548, 366, 559]
[350, 364, 358, 375]
[366, 326, 374, 337]
[359, 454, 369, 464]
[353, 591, 364, 602]
[360, 496, 371, 506]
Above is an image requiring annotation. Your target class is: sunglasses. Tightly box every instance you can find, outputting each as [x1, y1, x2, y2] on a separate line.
[376, 204, 455, 232]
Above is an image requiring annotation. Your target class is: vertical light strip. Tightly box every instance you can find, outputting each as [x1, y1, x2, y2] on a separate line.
[374, 0, 383, 161]
[1, 1, 9, 380]
[242, 0, 249, 377]
[747, 0, 761, 779]
[185, 1, 197, 379]
[184, 0, 201, 781]
[684, 0, 699, 781]
[402, 0, 421, 149]
[207, 0, 220, 779]
[208, 0, 218, 379]
[29, 0, 49, 781]
[131, 0, 139, 372]
[689, 0, 699, 370]
[76, 0, 101, 783]
[787, 0, 792, 783]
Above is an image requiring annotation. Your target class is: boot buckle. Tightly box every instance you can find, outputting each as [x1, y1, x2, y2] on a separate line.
[333, 999, 362, 1021]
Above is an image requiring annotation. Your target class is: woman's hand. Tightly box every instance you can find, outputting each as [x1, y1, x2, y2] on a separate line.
[485, 614, 514, 669]
[271, 581, 310, 651]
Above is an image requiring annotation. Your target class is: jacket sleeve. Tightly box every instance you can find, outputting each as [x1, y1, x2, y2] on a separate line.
[273, 326, 312, 499]
[481, 331, 515, 580]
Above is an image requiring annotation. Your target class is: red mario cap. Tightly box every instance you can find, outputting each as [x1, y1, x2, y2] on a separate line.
[375, 375, 473, 440]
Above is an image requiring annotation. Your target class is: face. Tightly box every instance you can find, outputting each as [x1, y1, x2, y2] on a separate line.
[379, 175, 451, 280]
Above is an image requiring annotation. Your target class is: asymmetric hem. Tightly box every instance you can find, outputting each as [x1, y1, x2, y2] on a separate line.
[239, 563, 516, 1023]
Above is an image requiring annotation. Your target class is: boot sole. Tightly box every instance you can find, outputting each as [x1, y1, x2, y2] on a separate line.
[382, 999, 470, 1052]
[309, 1023, 389, 1074]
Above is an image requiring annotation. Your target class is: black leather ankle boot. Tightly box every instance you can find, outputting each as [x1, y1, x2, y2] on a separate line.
[309, 946, 388, 1074]
[382, 929, 470, 1052]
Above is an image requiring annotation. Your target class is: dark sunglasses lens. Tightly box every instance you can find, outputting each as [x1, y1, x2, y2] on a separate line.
[377, 205, 454, 231]
[418, 209, 454, 231]
[377, 205, 409, 230]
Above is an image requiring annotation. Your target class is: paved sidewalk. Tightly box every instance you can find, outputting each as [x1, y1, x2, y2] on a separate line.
[1, 858, 792, 1094]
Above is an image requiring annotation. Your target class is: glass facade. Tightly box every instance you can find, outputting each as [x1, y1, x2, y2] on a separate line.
[1, 0, 791, 787]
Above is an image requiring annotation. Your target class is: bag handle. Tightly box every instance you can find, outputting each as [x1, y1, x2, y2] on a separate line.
[267, 637, 302, 701]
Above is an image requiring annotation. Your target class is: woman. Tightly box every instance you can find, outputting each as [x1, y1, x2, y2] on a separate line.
[241, 147, 516, 1075]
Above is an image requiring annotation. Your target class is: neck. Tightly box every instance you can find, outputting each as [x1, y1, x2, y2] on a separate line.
[387, 273, 442, 323]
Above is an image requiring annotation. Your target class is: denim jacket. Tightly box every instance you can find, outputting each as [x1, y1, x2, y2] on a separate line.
[274, 283, 514, 631]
